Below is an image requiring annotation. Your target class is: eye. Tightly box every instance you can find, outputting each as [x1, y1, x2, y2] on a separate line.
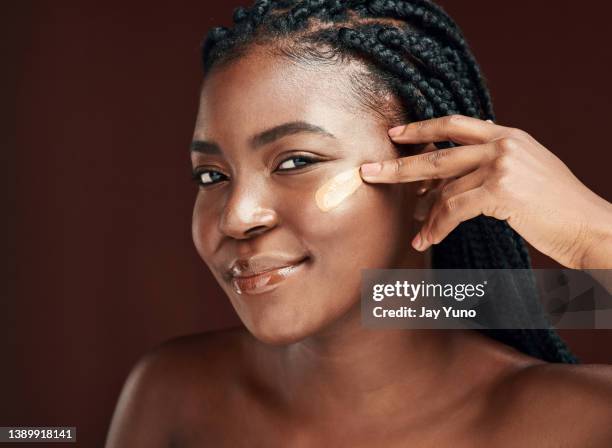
[191, 154, 321, 187]
[276, 155, 319, 171]
[191, 168, 227, 187]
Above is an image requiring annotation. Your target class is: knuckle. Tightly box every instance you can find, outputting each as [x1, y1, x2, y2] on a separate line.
[443, 197, 457, 213]
[486, 172, 512, 196]
[491, 154, 512, 175]
[425, 150, 442, 168]
[495, 137, 520, 155]
[407, 120, 427, 133]
[414, 119, 427, 130]
[392, 157, 404, 179]
[507, 127, 530, 141]
[424, 149, 449, 174]
[446, 114, 464, 126]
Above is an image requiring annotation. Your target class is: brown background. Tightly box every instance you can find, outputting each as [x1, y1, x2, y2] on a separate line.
[4, 1, 612, 446]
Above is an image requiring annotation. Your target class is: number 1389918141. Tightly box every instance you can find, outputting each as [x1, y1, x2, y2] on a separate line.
[2, 427, 76, 442]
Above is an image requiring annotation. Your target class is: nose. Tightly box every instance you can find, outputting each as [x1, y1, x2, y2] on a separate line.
[218, 182, 278, 240]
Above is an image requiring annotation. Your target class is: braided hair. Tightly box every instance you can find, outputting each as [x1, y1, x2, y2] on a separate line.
[200, 0, 578, 363]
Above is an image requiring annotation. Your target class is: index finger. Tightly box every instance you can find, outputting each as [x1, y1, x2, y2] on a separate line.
[389, 115, 504, 146]
[360, 143, 488, 183]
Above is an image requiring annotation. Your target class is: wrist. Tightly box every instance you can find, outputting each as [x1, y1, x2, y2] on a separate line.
[576, 197, 612, 269]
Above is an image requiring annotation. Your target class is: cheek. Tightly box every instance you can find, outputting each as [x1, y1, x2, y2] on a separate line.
[295, 179, 409, 268]
[191, 193, 217, 264]
[276, 179, 410, 332]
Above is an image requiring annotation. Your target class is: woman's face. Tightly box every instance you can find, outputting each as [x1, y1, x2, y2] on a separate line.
[191, 49, 421, 345]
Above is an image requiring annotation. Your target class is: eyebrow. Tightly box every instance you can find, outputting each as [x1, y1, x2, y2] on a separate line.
[190, 121, 336, 154]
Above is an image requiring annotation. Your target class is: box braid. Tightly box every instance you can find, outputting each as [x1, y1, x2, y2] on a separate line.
[200, 0, 578, 364]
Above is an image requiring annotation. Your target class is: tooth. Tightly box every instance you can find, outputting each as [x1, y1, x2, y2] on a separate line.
[315, 167, 363, 212]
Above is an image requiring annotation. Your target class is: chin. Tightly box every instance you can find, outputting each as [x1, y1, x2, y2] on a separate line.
[242, 313, 321, 347]
[241, 299, 357, 346]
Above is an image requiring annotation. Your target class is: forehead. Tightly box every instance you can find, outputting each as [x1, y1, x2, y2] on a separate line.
[193, 50, 382, 142]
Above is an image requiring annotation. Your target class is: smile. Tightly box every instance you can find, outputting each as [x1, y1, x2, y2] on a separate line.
[230, 257, 309, 296]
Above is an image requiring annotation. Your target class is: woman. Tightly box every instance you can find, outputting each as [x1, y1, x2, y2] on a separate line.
[106, 1, 612, 446]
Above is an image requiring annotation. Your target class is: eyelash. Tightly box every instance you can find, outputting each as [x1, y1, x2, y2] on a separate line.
[191, 155, 321, 187]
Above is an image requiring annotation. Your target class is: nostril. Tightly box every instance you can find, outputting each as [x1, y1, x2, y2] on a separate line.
[245, 225, 269, 237]
[219, 205, 277, 239]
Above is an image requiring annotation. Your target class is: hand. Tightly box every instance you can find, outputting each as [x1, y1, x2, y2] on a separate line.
[359, 115, 612, 269]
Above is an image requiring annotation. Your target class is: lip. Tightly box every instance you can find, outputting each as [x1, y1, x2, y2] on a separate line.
[229, 256, 309, 296]
[227, 253, 309, 278]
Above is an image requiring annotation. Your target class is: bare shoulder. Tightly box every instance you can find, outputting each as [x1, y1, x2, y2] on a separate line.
[487, 361, 612, 447]
[499, 361, 612, 414]
[105, 326, 254, 448]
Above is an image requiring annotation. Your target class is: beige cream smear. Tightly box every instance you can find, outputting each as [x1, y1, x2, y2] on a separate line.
[315, 166, 364, 212]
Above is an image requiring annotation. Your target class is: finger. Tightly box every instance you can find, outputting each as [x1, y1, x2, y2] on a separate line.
[414, 187, 491, 251]
[415, 175, 455, 219]
[416, 143, 439, 195]
[389, 114, 506, 146]
[416, 143, 438, 196]
[420, 169, 486, 238]
[437, 168, 487, 203]
[413, 188, 438, 222]
[360, 142, 493, 184]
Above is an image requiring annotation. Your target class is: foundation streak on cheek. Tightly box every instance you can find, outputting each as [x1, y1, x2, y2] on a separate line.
[315, 166, 364, 212]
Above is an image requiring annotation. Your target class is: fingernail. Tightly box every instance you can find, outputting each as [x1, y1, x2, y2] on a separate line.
[388, 126, 405, 137]
[361, 162, 381, 176]
[412, 233, 422, 250]
[486, 119, 494, 123]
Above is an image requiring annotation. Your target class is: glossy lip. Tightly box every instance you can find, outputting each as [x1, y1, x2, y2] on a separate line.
[229, 256, 309, 296]
[227, 253, 309, 279]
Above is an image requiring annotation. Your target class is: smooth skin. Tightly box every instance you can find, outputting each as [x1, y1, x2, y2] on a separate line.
[106, 48, 612, 448]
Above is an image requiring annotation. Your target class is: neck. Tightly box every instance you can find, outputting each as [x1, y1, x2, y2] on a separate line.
[259, 248, 478, 421]
[272, 301, 475, 422]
